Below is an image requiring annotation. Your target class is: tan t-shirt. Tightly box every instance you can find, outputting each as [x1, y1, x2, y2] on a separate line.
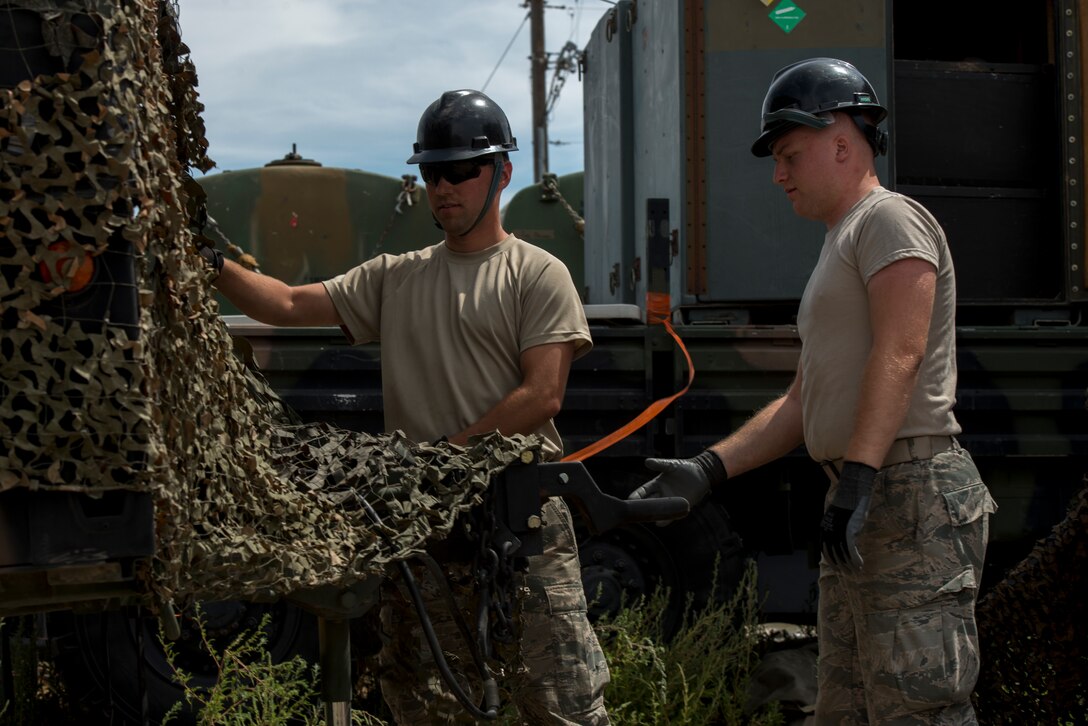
[322, 234, 591, 460]
[797, 187, 961, 462]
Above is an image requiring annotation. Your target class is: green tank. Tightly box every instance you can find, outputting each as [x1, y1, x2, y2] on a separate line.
[197, 148, 440, 314]
[502, 171, 586, 298]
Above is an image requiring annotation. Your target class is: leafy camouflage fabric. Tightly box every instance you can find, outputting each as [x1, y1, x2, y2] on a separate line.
[973, 478, 1088, 723]
[0, 0, 540, 609]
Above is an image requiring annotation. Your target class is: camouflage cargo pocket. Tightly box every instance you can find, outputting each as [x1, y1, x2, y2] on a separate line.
[942, 480, 997, 527]
[858, 452, 995, 611]
[877, 591, 981, 717]
[938, 478, 997, 581]
[516, 579, 611, 721]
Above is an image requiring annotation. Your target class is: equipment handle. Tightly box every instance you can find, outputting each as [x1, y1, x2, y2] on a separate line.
[618, 495, 690, 524]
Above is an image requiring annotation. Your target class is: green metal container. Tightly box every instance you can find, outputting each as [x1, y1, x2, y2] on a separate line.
[502, 171, 587, 300]
[197, 150, 440, 314]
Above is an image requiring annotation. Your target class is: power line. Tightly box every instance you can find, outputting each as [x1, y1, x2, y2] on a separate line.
[564, 0, 584, 46]
[482, 10, 530, 92]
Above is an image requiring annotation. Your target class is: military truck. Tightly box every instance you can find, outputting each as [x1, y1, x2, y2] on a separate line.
[204, 0, 1088, 625]
[7, 0, 1088, 721]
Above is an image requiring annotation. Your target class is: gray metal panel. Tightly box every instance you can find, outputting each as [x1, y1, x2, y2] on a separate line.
[583, 1, 636, 305]
[696, 0, 890, 304]
[630, 0, 684, 309]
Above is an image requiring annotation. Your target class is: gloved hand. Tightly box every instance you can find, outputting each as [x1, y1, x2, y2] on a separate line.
[199, 245, 224, 279]
[628, 450, 727, 508]
[820, 461, 877, 570]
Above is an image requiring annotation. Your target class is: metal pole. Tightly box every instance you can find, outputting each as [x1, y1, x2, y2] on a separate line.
[529, 0, 548, 182]
[319, 617, 353, 726]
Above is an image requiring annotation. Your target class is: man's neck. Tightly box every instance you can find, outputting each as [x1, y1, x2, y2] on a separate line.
[824, 174, 880, 229]
[445, 225, 509, 254]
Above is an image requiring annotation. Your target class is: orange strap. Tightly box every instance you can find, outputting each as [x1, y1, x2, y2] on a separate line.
[562, 292, 694, 462]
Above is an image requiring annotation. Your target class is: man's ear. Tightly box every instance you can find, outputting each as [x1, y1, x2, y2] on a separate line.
[834, 133, 850, 160]
[499, 160, 513, 190]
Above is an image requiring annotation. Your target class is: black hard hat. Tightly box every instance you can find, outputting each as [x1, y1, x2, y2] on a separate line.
[751, 57, 888, 158]
[406, 89, 518, 164]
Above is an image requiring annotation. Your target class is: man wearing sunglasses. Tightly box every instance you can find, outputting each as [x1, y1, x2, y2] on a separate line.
[203, 89, 610, 724]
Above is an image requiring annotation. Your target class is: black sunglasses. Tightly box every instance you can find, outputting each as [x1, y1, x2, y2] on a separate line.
[419, 158, 490, 186]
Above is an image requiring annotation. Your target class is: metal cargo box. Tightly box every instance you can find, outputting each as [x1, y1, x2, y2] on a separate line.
[696, 0, 889, 305]
[894, 61, 1063, 304]
[583, 0, 637, 306]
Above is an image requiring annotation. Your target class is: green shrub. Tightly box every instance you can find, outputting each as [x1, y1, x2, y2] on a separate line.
[160, 606, 385, 725]
[594, 559, 784, 726]
[4, 558, 789, 725]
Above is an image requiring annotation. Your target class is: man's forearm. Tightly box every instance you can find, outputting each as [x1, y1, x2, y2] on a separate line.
[844, 349, 921, 468]
[212, 260, 291, 323]
[849, 258, 935, 467]
[449, 384, 560, 445]
[714, 390, 805, 478]
[212, 259, 340, 327]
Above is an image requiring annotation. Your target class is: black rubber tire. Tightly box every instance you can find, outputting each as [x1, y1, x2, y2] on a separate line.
[48, 600, 319, 725]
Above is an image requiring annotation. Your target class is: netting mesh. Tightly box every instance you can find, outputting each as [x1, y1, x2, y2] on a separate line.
[973, 479, 1088, 722]
[0, 0, 540, 608]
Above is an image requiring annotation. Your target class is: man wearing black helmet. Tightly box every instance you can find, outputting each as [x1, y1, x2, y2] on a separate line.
[204, 89, 610, 724]
[630, 59, 995, 724]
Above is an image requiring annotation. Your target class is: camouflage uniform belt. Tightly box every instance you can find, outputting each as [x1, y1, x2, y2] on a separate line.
[821, 435, 956, 481]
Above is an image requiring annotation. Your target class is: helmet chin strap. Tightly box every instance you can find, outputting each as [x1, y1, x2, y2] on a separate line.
[431, 156, 504, 237]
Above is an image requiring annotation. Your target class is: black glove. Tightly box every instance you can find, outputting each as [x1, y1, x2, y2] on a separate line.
[628, 450, 727, 508]
[199, 245, 224, 278]
[820, 461, 877, 570]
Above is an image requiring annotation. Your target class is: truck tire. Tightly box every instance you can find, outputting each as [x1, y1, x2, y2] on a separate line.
[48, 600, 319, 725]
[576, 462, 749, 638]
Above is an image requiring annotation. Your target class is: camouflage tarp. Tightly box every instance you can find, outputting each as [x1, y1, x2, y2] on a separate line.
[0, 0, 539, 609]
[973, 478, 1088, 723]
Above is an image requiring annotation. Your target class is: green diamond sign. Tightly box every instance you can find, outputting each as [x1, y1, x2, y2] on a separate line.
[769, 0, 806, 33]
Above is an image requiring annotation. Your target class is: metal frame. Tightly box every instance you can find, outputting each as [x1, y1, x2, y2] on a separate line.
[1062, 0, 1087, 299]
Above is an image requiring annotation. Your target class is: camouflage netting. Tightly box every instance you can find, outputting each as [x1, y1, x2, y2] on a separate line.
[973, 477, 1088, 722]
[0, 0, 540, 607]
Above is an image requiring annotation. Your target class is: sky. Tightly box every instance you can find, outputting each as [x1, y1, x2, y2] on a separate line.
[177, 0, 605, 198]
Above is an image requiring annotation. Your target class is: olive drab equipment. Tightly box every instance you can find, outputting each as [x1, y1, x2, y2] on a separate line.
[407, 89, 519, 235]
[750, 57, 889, 158]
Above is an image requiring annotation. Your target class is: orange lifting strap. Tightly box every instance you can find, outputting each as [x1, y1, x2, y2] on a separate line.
[561, 292, 695, 462]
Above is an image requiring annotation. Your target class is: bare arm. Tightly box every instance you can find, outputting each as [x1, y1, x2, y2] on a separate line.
[708, 360, 806, 478]
[629, 356, 804, 504]
[448, 341, 575, 446]
[213, 258, 342, 327]
[844, 257, 936, 467]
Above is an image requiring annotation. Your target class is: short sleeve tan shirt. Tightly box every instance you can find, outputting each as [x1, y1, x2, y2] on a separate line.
[322, 235, 591, 460]
[797, 187, 961, 462]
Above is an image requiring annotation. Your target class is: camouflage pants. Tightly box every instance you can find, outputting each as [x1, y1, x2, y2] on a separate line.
[816, 442, 997, 725]
[378, 497, 611, 725]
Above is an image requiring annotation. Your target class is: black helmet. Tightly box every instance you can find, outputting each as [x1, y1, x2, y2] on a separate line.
[751, 57, 888, 158]
[406, 89, 518, 164]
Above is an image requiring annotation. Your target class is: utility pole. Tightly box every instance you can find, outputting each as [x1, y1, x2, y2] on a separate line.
[529, 0, 548, 182]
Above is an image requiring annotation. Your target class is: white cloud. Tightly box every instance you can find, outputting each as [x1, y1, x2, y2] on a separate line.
[179, 0, 601, 195]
